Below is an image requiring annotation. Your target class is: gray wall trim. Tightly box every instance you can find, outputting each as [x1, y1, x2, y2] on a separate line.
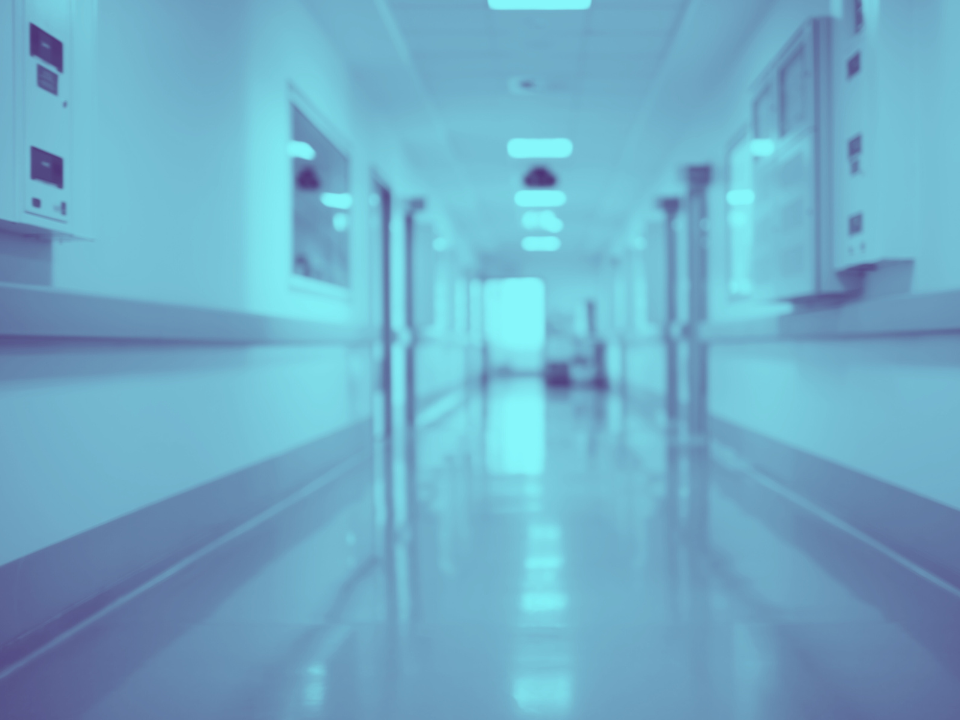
[0, 420, 372, 668]
[710, 415, 960, 591]
[0, 282, 372, 345]
[412, 330, 479, 348]
[621, 328, 667, 346]
[702, 289, 960, 343]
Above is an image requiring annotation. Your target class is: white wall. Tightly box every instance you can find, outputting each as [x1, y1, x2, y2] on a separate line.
[0, 343, 371, 566]
[711, 337, 960, 511]
[53, 0, 429, 322]
[0, 0, 470, 564]
[622, 0, 960, 510]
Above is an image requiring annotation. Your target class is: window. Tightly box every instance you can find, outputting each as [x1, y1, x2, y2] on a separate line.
[291, 103, 351, 287]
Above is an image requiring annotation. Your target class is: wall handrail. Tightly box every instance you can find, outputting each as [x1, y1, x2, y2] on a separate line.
[701, 290, 960, 343]
[0, 282, 373, 346]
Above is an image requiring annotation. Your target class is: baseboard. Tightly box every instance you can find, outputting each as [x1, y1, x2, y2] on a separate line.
[710, 416, 960, 591]
[0, 420, 372, 667]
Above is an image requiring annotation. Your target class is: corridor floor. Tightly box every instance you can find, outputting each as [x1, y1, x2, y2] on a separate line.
[3, 379, 960, 719]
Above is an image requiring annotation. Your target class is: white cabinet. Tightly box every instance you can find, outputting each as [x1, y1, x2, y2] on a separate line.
[0, 0, 95, 239]
[832, 0, 917, 271]
[749, 19, 854, 301]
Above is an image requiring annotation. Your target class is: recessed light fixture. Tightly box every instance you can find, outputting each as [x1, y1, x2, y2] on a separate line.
[508, 138, 573, 159]
[320, 192, 353, 210]
[515, 189, 566, 207]
[522, 236, 562, 252]
[287, 140, 317, 161]
[489, 0, 591, 9]
[508, 76, 542, 95]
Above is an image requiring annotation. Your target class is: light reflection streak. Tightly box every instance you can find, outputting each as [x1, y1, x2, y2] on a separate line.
[513, 520, 573, 713]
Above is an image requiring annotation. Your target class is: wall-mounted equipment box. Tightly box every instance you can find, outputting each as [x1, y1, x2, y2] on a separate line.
[749, 18, 858, 301]
[0, 0, 95, 240]
[832, 0, 917, 271]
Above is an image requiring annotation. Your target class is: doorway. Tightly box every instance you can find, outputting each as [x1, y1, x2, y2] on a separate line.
[371, 177, 392, 438]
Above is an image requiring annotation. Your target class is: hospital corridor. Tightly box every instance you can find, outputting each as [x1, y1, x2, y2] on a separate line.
[2, 0, 960, 718]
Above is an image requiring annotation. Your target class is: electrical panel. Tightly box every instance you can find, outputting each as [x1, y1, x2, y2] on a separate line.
[833, 0, 916, 270]
[749, 18, 856, 301]
[0, 0, 94, 239]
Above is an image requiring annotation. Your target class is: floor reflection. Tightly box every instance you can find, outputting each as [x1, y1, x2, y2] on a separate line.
[6, 379, 960, 719]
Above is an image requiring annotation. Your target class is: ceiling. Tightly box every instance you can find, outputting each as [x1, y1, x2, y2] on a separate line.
[304, 0, 763, 267]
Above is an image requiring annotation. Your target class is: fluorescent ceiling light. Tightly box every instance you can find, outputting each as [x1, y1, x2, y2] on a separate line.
[522, 236, 562, 252]
[489, 0, 591, 9]
[320, 192, 353, 210]
[749, 138, 775, 157]
[522, 210, 564, 233]
[287, 140, 316, 161]
[515, 190, 566, 208]
[726, 189, 756, 206]
[507, 138, 574, 159]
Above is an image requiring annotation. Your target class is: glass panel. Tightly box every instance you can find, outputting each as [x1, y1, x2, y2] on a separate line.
[780, 48, 807, 135]
[726, 135, 755, 297]
[752, 83, 777, 140]
[291, 104, 351, 287]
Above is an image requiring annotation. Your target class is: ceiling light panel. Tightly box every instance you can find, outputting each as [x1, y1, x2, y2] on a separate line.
[507, 138, 573, 159]
[522, 236, 562, 252]
[522, 210, 564, 233]
[489, 0, 591, 10]
[515, 190, 566, 207]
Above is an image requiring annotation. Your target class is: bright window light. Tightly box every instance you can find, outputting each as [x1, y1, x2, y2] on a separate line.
[507, 138, 574, 159]
[749, 138, 776, 157]
[320, 192, 353, 210]
[726, 189, 756, 206]
[490, 0, 591, 9]
[522, 236, 561, 252]
[287, 140, 316, 161]
[515, 190, 566, 208]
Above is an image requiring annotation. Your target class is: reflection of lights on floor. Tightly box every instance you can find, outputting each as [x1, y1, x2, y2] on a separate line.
[483, 372, 546, 477]
[521, 590, 568, 614]
[513, 672, 572, 714]
[527, 523, 561, 542]
[525, 554, 564, 570]
[520, 521, 567, 624]
[303, 665, 327, 708]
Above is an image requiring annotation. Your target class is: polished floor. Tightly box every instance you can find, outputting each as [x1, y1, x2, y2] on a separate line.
[3, 379, 960, 718]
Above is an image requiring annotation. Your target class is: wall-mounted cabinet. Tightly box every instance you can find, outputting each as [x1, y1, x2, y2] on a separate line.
[832, 0, 917, 271]
[749, 18, 856, 301]
[0, 0, 96, 240]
